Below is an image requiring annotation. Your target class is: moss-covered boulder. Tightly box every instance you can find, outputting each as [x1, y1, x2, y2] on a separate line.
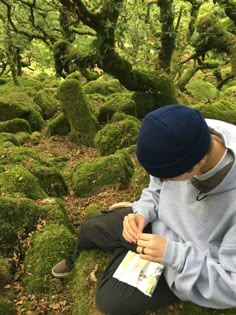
[0, 298, 16, 315]
[0, 118, 31, 134]
[0, 90, 44, 131]
[0, 133, 20, 146]
[45, 112, 70, 136]
[19, 77, 44, 97]
[28, 163, 68, 197]
[0, 258, 11, 290]
[57, 78, 100, 146]
[97, 92, 137, 123]
[185, 80, 218, 103]
[71, 249, 111, 315]
[71, 151, 134, 197]
[23, 224, 75, 294]
[131, 166, 149, 199]
[222, 85, 236, 99]
[94, 115, 141, 156]
[34, 90, 58, 119]
[0, 145, 68, 197]
[0, 165, 47, 200]
[83, 78, 124, 96]
[0, 196, 73, 255]
[84, 203, 104, 219]
[192, 100, 236, 124]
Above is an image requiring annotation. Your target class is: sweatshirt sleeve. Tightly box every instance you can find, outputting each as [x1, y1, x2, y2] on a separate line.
[132, 175, 162, 224]
[162, 226, 236, 308]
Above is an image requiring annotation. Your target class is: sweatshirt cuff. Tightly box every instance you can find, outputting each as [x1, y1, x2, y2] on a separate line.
[161, 240, 186, 272]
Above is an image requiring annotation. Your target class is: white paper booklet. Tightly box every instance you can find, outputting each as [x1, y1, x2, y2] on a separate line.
[113, 250, 164, 297]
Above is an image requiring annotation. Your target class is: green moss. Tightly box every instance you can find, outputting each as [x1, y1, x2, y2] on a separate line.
[97, 92, 137, 123]
[57, 79, 100, 146]
[222, 85, 236, 98]
[0, 90, 44, 131]
[185, 80, 218, 103]
[71, 250, 111, 315]
[28, 163, 68, 197]
[23, 224, 75, 294]
[131, 92, 159, 118]
[19, 77, 44, 97]
[131, 167, 149, 199]
[34, 90, 57, 119]
[0, 197, 43, 253]
[71, 151, 134, 197]
[0, 259, 11, 290]
[0, 118, 31, 134]
[86, 93, 107, 113]
[0, 298, 16, 315]
[84, 203, 104, 219]
[193, 100, 236, 124]
[14, 132, 31, 145]
[0, 133, 20, 146]
[45, 113, 70, 136]
[94, 117, 140, 155]
[0, 195, 73, 255]
[0, 165, 47, 200]
[83, 78, 124, 95]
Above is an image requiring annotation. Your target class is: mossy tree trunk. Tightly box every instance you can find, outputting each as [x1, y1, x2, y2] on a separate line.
[156, 0, 175, 73]
[193, 15, 236, 77]
[57, 0, 177, 109]
[57, 78, 100, 146]
[214, 0, 236, 25]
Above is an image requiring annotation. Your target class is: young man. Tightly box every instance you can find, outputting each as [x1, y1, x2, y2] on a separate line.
[52, 104, 236, 315]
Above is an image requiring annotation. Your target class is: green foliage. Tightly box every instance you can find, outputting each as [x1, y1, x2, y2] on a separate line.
[71, 151, 134, 197]
[0, 119, 31, 134]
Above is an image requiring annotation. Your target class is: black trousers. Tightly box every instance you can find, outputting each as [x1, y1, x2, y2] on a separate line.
[67, 208, 179, 315]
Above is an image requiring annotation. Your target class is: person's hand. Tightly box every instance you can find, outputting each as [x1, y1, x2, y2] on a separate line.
[122, 213, 146, 243]
[136, 233, 167, 263]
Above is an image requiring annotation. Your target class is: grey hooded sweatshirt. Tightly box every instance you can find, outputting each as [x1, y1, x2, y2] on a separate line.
[132, 118, 236, 309]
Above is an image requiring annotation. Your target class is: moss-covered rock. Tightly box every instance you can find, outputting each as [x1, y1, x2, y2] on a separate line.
[222, 85, 236, 98]
[57, 78, 100, 146]
[71, 151, 134, 197]
[0, 118, 31, 134]
[0, 145, 68, 197]
[83, 78, 124, 96]
[94, 116, 141, 155]
[19, 77, 44, 97]
[23, 224, 75, 294]
[86, 93, 107, 113]
[71, 249, 111, 315]
[28, 163, 68, 197]
[45, 113, 70, 136]
[0, 165, 47, 200]
[0, 133, 20, 146]
[0, 196, 73, 255]
[0, 258, 11, 290]
[131, 167, 149, 199]
[131, 92, 160, 118]
[97, 92, 137, 123]
[84, 203, 104, 219]
[0, 298, 16, 315]
[185, 80, 218, 103]
[192, 100, 236, 124]
[0, 90, 44, 131]
[34, 90, 57, 119]
[14, 131, 31, 145]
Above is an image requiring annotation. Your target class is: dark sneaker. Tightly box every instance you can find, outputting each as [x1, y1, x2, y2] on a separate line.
[51, 260, 73, 278]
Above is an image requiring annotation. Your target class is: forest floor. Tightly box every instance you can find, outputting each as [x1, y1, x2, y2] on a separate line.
[14, 133, 137, 315]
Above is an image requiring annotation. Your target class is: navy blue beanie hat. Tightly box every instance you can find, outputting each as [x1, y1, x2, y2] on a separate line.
[136, 104, 210, 178]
